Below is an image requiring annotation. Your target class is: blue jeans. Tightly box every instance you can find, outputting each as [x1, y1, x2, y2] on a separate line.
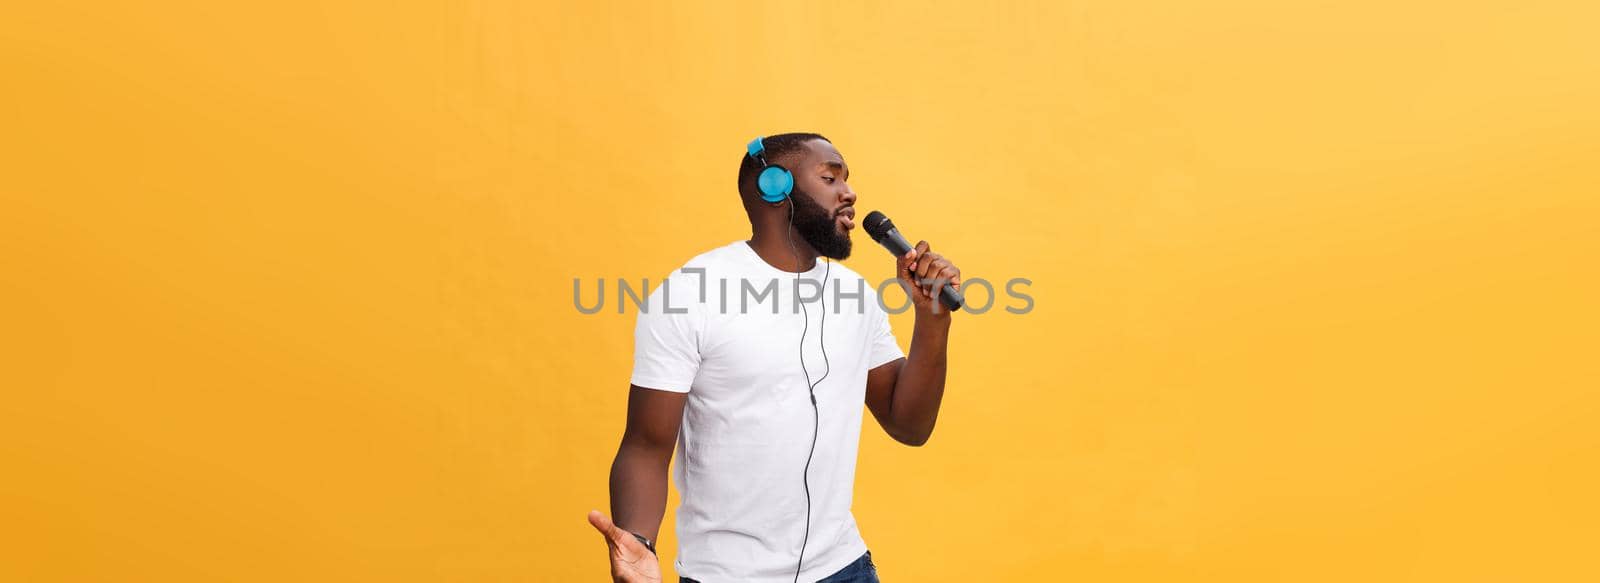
[680, 551, 878, 583]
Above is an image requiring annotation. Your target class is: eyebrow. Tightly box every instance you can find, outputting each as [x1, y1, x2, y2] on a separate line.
[820, 160, 850, 179]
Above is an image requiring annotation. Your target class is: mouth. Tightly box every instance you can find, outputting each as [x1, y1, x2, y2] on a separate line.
[836, 207, 856, 231]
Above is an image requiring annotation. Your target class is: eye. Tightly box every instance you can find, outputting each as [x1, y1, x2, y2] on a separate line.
[822, 176, 836, 183]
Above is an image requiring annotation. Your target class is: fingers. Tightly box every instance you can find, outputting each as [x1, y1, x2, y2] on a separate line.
[935, 263, 961, 291]
[902, 241, 928, 278]
[916, 253, 945, 281]
[897, 250, 916, 280]
[893, 269, 928, 304]
[914, 254, 958, 293]
[590, 511, 662, 582]
[897, 240, 962, 305]
[905, 240, 929, 269]
[896, 246, 928, 302]
[898, 241, 925, 278]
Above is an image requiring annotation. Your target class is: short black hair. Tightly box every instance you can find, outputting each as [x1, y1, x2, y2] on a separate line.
[737, 132, 829, 199]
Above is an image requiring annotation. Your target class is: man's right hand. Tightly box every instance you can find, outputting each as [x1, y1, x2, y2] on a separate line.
[587, 510, 662, 583]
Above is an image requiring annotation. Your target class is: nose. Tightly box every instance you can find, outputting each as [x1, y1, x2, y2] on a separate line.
[840, 184, 857, 206]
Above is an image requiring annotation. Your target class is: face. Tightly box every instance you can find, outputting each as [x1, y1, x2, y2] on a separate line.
[784, 139, 858, 260]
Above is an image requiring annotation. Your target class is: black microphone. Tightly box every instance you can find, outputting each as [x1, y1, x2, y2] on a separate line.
[863, 210, 964, 311]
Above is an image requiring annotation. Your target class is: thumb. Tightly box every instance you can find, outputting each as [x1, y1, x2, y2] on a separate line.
[587, 510, 626, 546]
[588, 510, 651, 554]
[897, 248, 916, 272]
[896, 250, 919, 288]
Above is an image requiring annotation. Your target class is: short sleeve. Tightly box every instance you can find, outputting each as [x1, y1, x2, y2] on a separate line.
[866, 301, 905, 370]
[629, 276, 703, 393]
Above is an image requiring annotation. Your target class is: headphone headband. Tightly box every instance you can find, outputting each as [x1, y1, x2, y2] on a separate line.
[747, 136, 768, 160]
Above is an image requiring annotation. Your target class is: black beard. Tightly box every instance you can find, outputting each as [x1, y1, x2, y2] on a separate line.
[790, 189, 852, 260]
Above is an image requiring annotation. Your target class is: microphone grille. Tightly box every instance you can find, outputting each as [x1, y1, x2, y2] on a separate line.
[862, 210, 893, 240]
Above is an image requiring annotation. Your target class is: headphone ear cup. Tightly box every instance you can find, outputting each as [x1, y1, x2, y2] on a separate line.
[757, 166, 794, 203]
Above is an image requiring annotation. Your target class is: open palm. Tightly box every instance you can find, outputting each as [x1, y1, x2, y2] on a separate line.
[587, 510, 662, 583]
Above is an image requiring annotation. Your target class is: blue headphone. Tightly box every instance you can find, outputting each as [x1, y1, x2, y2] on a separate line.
[747, 136, 795, 203]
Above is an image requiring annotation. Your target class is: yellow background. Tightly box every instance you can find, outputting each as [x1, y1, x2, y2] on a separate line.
[3, 1, 1597, 581]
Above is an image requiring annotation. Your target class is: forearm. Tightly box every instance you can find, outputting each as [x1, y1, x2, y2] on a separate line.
[889, 314, 951, 445]
[608, 441, 672, 540]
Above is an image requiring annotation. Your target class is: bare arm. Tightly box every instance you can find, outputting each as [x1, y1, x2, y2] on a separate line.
[865, 239, 959, 446]
[608, 385, 687, 540]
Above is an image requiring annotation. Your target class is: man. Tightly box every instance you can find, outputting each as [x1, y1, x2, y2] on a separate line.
[587, 133, 961, 582]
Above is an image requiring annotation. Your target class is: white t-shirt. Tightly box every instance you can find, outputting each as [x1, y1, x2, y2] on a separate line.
[630, 240, 905, 582]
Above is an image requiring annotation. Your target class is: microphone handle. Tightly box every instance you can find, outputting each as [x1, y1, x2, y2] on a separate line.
[880, 227, 965, 311]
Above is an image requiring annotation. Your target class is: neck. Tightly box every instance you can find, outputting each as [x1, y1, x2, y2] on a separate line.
[747, 225, 820, 273]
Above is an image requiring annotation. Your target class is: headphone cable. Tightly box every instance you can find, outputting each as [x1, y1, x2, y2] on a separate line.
[788, 200, 831, 583]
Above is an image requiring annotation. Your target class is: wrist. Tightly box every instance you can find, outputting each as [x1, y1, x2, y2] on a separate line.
[914, 309, 954, 327]
[626, 530, 656, 555]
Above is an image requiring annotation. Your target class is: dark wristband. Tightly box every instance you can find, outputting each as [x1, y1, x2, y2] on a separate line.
[628, 531, 656, 555]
